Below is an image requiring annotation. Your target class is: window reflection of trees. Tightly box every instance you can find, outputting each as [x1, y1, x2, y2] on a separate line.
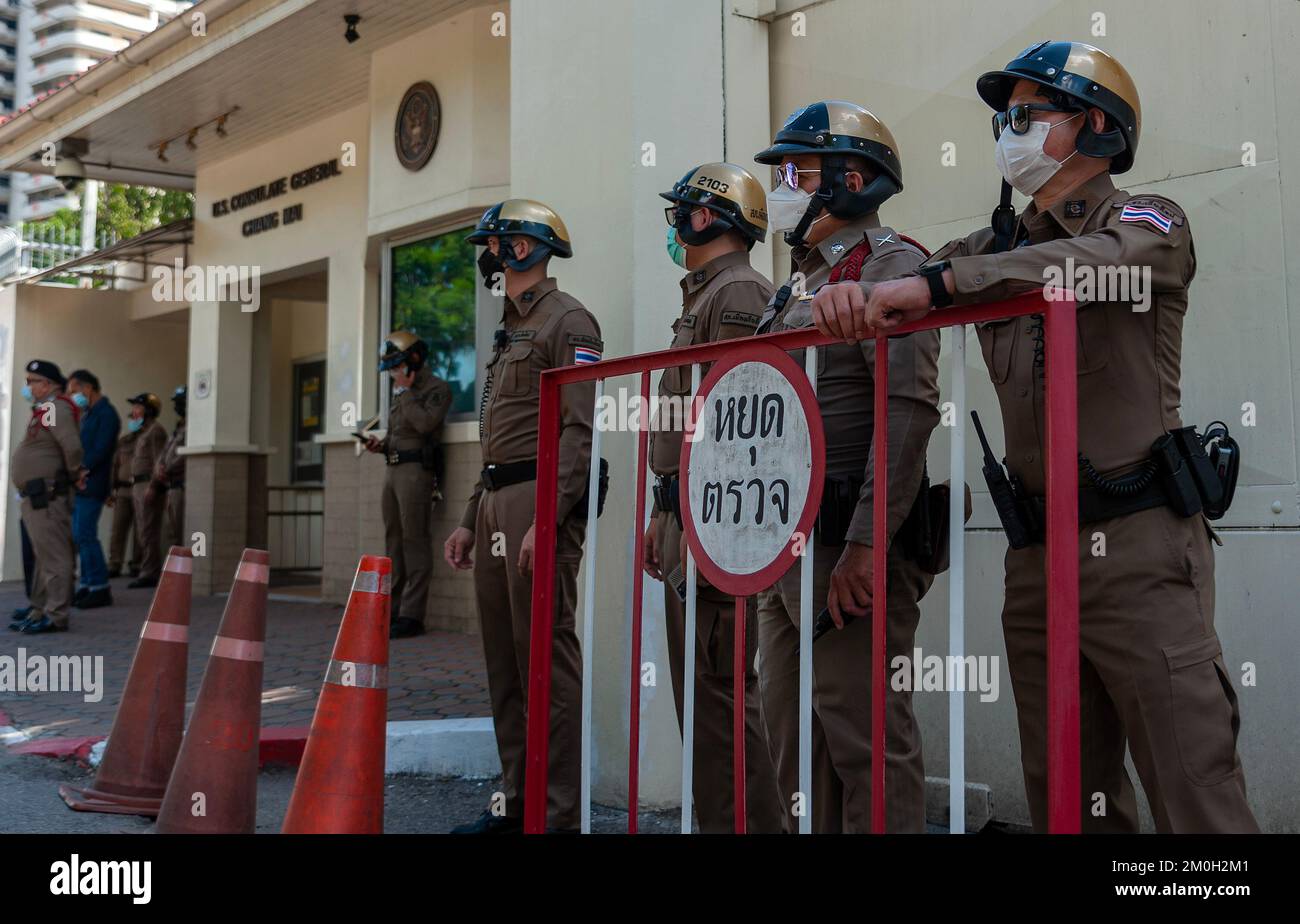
[391, 227, 476, 414]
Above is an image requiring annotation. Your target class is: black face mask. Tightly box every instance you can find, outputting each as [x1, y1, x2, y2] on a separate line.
[672, 203, 731, 247]
[477, 248, 504, 288]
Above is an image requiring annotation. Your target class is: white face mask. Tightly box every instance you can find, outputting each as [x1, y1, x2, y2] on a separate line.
[994, 112, 1081, 195]
[766, 184, 833, 235]
[767, 185, 815, 233]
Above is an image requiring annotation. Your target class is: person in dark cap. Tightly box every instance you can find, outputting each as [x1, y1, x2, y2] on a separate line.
[9, 360, 84, 633]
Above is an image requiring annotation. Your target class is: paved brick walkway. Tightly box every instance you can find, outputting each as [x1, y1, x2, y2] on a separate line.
[0, 578, 488, 741]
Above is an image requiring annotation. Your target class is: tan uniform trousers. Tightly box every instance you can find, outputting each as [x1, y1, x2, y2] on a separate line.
[1003, 504, 1259, 833]
[165, 486, 185, 550]
[131, 482, 165, 581]
[108, 487, 138, 572]
[474, 479, 584, 829]
[758, 543, 933, 833]
[655, 510, 783, 833]
[23, 494, 76, 629]
[382, 463, 434, 624]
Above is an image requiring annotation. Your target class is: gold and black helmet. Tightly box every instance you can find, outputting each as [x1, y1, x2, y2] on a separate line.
[127, 392, 162, 418]
[378, 330, 428, 372]
[977, 41, 1141, 173]
[660, 162, 768, 247]
[755, 100, 903, 190]
[465, 202, 504, 245]
[492, 198, 572, 259]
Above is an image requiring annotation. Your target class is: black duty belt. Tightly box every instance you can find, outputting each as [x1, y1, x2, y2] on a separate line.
[1026, 480, 1168, 535]
[386, 448, 424, 466]
[481, 460, 537, 492]
[132, 474, 151, 485]
[114, 480, 133, 490]
[170, 480, 185, 490]
[652, 474, 682, 530]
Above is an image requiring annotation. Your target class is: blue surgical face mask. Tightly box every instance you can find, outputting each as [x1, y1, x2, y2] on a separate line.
[71, 392, 89, 409]
[665, 226, 688, 268]
[128, 417, 144, 433]
[21, 385, 35, 403]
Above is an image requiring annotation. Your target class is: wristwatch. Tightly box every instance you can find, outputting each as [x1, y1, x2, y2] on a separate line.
[919, 260, 953, 309]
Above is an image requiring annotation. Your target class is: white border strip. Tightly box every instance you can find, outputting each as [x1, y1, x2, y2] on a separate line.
[948, 325, 967, 834]
[580, 378, 604, 834]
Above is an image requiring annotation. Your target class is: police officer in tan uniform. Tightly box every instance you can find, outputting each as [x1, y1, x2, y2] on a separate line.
[445, 200, 600, 834]
[366, 332, 452, 639]
[813, 43, 1259, 833]
[9, 360, 84, 634]
[107, 427, 140, 578]
[126, 393, 167, 589]
[752, 103, 941, 833]
[638, 162, 782, 833]
[155, 386, 187, 549]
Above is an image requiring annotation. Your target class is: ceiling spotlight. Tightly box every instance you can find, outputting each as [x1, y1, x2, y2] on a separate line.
[157, 141, 168, 163]
[185, 128, 199, 151]
[215, 114, 228, 138]
[344, 14, 360, 44]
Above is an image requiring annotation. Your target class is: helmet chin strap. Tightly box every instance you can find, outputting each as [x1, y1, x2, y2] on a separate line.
[503, 240, 552, 272]
[783, 193, 829, 247]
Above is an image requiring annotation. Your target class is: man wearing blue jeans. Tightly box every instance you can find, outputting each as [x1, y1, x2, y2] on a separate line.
[67, 370, 120, 610]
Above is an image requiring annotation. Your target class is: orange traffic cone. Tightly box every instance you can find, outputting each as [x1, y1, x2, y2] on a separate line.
[155, 548, 269, 834]
[59, 547, 194, 816]
[282, 556, 392, 834]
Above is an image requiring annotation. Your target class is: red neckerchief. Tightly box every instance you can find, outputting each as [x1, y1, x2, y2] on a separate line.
[29, 394, 81, 431]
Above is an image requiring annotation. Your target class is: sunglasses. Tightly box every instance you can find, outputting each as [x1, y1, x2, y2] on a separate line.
[991, 103, 1078, 140]
[774, 162, 821, 190]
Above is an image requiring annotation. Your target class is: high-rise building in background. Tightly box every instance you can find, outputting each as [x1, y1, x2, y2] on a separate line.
[0, 0, 193, 224]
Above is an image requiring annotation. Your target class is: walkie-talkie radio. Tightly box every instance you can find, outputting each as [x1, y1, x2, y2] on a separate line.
[971, 411, 1035, 549]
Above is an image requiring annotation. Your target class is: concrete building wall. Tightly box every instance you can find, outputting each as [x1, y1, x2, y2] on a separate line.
[0, 285, 187, 582]
[766, 0, 1300, 830]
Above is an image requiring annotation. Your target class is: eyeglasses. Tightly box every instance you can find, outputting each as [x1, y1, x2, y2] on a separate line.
[664, 203, 703, 226]
[991, 103, 1078, 139]
[774, 162, 820, 190]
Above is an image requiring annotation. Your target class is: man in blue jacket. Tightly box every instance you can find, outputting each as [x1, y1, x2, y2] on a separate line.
[67, 370, 120, 609]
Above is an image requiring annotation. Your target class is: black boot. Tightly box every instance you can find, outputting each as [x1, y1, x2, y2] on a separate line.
[450, 811, 522, 835]
[75, 588, 114, 609]
[128, 575, 158, 589]
[389, 617, 425, 639]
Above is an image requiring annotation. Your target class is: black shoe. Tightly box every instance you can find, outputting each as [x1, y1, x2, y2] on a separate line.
[127, 576, 158, 589]
[129, 568, 140, 578]
[389, 617, 425, 639]
[75, 588, 113, 609]
[10, 605, 32, 624]
[17, 615, 67, 634]
[106, 568, 121, 579]
[74, 586, 90, 602]
[450, 811, 522, 835]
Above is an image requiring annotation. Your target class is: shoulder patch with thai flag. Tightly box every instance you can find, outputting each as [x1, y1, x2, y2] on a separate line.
[570, 331, 602, 364]
[1119, 202, 1174, 234]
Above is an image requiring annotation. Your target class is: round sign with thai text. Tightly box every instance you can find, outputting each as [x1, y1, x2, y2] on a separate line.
[679, 342, 824, 596]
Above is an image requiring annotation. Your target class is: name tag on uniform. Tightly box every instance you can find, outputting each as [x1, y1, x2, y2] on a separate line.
[679, 314, 698, 329]
[509, 330, 536, 343]
[720, 310, 760, 327]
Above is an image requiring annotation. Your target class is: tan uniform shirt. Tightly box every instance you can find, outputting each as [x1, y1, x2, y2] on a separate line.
[460, 277, 603, 529]
[10, 396, 83, 490]
[384, 365, 452, 454]
[114, 429, 140, 487]
[766, 215, 940, 548]
[926, 172, 1195, 495]
[648, 250, 771, 488]
[159, 419, 187, 485]
[130, 419, 168, 479]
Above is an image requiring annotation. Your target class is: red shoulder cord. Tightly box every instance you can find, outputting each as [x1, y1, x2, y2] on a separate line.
[827, 238, 875, 283]
[32, 394, 81, 429]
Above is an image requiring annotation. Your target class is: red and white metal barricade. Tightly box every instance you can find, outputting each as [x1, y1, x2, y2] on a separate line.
[525, 289, 1081, 834]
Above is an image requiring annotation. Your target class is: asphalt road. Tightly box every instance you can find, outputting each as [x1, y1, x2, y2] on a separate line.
[0, 747, 680, 835]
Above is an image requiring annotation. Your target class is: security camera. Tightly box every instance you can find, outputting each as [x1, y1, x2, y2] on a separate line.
[55, 153, 84, 191]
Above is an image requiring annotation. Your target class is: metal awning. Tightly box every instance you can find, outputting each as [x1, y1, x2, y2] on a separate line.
[9, 218, 193, 286]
